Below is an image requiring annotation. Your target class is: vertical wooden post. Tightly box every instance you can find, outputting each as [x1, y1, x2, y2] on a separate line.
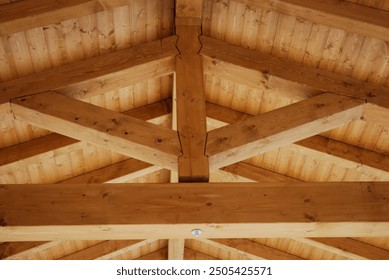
[175, 0, 209, 182]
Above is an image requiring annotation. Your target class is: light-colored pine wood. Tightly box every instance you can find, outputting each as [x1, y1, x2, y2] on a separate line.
[0, 182, 388, 241]
[0, 36, 177, 104]
[184, 247, 219, 260]
[206, 102, 389, 179]
[168, 239, 185, 260]
[234, 0, 389, 41]
[212, 238, 303, 260]
[206, 93, 364, 170]
[59, 240, 142, 260]
[96, 239, 160, 260]
[0, 0, 104, 36]
[363, 103, 389, 129]
[175, 25, 209, 181]
[200, 36, 389, 111]
[222, 162, 302, 182]
[308, 238, 389, 260]
[11, 92, 181, 170]
[1, 99, 172, 170]
[59, 159, 163, 184]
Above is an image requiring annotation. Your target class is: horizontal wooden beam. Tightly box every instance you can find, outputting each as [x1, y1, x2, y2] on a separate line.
[206, 93, 364, 170]
[200, 36, 389, 111]
[235, 0, 389, 41]
[10, 92, 181, 170]
[0, 182, 388, 241]
[0, 36, 177, 104]
[206, 102, 389, 178]
[0, 0, 131, 36]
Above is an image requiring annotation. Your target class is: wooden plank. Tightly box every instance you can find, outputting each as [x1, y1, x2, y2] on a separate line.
[59, 159, 163, 184]
[206, 93, 364, 170]
[10, 92, 181, 171]
[135, 248, 168, 260]
[207, 102, 389, 177]
[222, 162, 302, 182]
[96, 239, 160, 260]
[234, 0, 389, 41]
[175, 25, 209, 181]
[200, 36, 389, 111]
[59, 240, 141, 260]
[184, 247, 219, 260]
[212, 238, 303, 260]
[0, 0, 133, 36]
[176, 0, 203, 26]
[0, 0, 104, 36]
[363, 103, 389, 128]
[0, 241, 46, 259]
[309, 238, 389, 260]
[0, 99, 172, 169]
[0, 182, 388, 241]
[0, 36, 178, 104]
[168, 239, 185, 260]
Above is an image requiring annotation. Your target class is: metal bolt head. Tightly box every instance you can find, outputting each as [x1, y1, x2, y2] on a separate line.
[191, 229, 202, 237]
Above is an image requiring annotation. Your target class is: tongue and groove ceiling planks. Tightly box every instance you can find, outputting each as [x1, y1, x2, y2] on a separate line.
[0, 0, 388, 260]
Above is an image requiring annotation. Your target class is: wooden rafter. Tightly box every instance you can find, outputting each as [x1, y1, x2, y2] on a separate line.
[0, 0, 133, 36]
[200, 36, 389, 115]
[206, 93, 364, 170]
[0, 182, 388, 241]
[234, 0, 389, 41]
[207, 102, 389, 178]
[0, 99, 171, 176]
[175, 0, 209, 182]
[10, 92, 181, 170]
[0, 36, 177, 105]
[211, 239, 303, 260]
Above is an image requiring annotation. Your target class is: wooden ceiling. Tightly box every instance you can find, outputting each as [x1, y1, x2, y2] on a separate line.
[0, 0, 389, 260]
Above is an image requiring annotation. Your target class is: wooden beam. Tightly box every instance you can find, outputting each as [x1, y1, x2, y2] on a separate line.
[10, 92, 181, 170]
[200, 36, 389, 111]
[59, 159, 163, 184]
[0, 36, 177, 104]
[206, 93, 364, 170]
[363, 103, 389, 129]
[0, 0, 133, 36]
[184, 247, 219, 260]
[175, 22, 209, 181]
[308, 238, 389, 260]
[207, 102, 389, 178]
[0, 182, 388, 241]
[175, 0, 203, 26]
[221, 162, 302, 182]
[212, 238, 303, 260]
[59, 240, 141, 260]
[168, 239, 185, 260]
[203, 56, 322, 101]
[0, 99, 171, 170]
[96, 239, 161, 260]
[235, 0, 389, 42]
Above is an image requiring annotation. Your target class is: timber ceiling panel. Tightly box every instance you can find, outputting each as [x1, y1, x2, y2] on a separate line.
[0, 0, 388, 260]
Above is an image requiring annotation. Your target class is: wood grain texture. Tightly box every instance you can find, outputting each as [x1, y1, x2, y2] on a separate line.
[11, 92, 181, 170]
[206, 93, 364, 169]
[0, 36, 178, 104]
[200, 36, 389, 111]
[175, 25, 209, 181]
[235, 0, 389, 41]
[0, 182, 388, 241]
